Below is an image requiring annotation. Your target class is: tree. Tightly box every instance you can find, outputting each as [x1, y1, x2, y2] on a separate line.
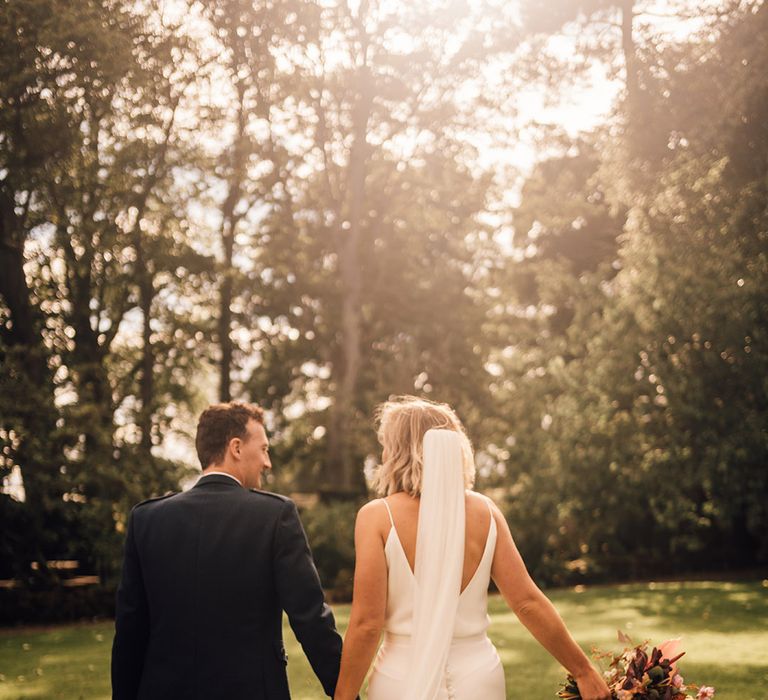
[1, 0, 96, 581]
[615, 0, 768, 561]
[491, 0, 768, 582]
[237, 0, 518, 495]
[193, 0, 320, 403]
[2, 0, 208, 581]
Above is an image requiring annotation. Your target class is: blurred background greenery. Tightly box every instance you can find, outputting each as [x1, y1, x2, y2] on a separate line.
[1, 0, 767, 624]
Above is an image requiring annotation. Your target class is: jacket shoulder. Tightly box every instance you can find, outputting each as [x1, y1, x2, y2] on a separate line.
[248, 488, 292, 504]
[248, 489, 291, 503]
[133, 491, 178, 510]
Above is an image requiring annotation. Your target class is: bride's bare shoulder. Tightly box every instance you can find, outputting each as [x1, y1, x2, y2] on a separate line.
[355, 498, 392, 546]
[467, 490, 506, 521]
[466, 489, 495, 508]
[356, 498, 390, 527]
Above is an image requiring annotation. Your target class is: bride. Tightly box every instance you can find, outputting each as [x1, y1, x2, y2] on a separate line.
[333, 396, 611, 700]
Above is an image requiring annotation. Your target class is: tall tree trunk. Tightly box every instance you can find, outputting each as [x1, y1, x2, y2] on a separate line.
[66, 258, 121, 578]
[0, 194, 61, 582]
[326, 61, 373, 497]
[219, 233, 234, 403]
[0, 243, 35, 347]
[70, 285, 115, 476]
[620, 1, 639, 125]
[134, 227, 155, 458]
[59, 215, 118, 498]
[218, 85, 248, 403]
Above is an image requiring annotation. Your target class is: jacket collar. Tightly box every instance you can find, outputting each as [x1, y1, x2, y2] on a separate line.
[193, 473, 243, 489]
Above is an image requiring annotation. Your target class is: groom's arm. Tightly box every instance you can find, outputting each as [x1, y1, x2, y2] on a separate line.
[273, 498, 343, 698]
[111, 509, 150, 700]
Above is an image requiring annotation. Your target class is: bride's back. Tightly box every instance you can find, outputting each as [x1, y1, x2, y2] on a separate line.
[383, 490, 493, 593]
[367, 485, 506, 699]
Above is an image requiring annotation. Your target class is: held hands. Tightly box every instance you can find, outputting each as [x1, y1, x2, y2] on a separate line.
[574, 665, 612, 700]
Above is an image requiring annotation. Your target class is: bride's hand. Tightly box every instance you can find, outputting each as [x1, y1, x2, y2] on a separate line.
[573, 665, 612, 700]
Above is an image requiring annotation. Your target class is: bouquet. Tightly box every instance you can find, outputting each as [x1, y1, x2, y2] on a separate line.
[557, 631, 715, 700]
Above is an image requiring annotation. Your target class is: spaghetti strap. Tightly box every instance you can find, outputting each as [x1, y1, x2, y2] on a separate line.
[381, 497, 395, 527]
[485, 496, 496, 535]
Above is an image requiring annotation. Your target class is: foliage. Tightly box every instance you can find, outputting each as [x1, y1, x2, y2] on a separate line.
[1, 0, 208, 584]
[492, 0, 768, 585]
[1, 0, 767, 593]
[299, 500, 361, 601]
[0, 585, 116, 626]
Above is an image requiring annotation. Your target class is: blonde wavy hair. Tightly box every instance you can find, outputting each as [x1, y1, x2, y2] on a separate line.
[372, 395, 476, 497]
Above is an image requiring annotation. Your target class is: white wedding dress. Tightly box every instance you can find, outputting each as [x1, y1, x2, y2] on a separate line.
[367, 430, 506, 700]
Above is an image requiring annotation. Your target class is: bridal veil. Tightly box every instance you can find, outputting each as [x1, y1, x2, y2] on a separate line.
[406, 428, 466, 700]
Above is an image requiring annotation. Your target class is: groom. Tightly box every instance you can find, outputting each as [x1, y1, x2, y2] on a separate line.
[111, 401, 343, 699]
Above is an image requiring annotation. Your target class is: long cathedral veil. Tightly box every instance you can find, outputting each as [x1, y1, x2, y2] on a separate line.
[405, 428, 466, 700]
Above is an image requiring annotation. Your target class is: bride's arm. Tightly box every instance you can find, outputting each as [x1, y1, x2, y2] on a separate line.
[489, 501, 611, 700]
[334, 501, 388, 700]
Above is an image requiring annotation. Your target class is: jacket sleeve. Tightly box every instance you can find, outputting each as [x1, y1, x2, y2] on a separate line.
[111, 509, 149, 700]
[273, 499, 343, 697]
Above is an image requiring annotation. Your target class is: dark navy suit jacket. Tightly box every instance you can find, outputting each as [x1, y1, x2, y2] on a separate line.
[111, 474, 343, 699]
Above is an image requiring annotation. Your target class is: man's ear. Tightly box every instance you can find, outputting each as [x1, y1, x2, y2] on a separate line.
[229, 436, 242, 459]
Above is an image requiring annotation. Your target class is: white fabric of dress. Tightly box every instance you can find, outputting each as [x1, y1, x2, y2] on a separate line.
[366, 479, 506, 699]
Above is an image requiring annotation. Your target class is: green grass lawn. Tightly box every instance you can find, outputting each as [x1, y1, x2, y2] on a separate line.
[1, 580, 766, 699]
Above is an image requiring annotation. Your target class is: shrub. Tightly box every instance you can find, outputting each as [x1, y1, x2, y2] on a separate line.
[299, 500, 360, 602]
[0, 585, 116, 626]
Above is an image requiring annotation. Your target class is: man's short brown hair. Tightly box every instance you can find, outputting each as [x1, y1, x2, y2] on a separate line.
[195, 402, 265, 469]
